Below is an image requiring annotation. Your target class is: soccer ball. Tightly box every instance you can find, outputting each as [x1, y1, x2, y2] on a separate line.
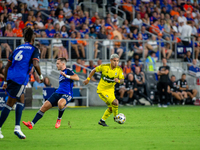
[115, 113, 126, 124]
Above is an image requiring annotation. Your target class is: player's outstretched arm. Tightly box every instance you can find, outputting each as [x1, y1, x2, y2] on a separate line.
[60, 71, 79, 81]
[114, 78, 124, 84]
[33, 59, 43, 82]
[83, 68, 96, 85]
[2, 61, 12, 90]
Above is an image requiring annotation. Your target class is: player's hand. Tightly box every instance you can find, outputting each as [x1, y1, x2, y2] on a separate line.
[114, 78, 119, 83]
[83, 79, 89, 85]
[60, 71, 66, 77]
[2, 84, 7, 90]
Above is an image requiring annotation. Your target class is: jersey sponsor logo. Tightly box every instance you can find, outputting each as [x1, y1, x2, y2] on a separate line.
[101, 74, 115, 83]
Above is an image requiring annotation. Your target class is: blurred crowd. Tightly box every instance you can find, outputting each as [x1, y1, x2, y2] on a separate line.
[0, 0, 199, 60]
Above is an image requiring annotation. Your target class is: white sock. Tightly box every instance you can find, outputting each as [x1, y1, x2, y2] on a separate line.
[101, 118, 105, 121]
[31, 122, 35, 127]
[15, 125, 20, 130]
[57, 117, 62, 120]
[0, 127, 1, 131]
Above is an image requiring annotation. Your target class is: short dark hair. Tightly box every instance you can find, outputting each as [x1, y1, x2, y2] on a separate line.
[24, 27, 34, 43]
[57, 57, 67, 63]
[171, 75, 175, 78]
[182, 73, 186, 76]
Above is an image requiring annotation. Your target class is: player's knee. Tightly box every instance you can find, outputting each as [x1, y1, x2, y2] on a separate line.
[109, 107, 112, 112]
[112, 99, 119, 106]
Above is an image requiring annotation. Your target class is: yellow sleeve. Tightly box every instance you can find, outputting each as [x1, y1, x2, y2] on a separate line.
[118, 68, 125, 80]
[95, 65, 102, 72]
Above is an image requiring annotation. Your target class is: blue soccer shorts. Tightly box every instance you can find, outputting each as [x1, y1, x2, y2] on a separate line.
[47, 92, 72, 107]
[6, 80, 25, 100]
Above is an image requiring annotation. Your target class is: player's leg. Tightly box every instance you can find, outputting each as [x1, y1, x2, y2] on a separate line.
[112, 99, 119, 118]
[0, 96, 17, 139]
[55, 98, 67, 128]
[23, 93, 59, 129]
[98, 93, 112, 126]
[192, 89, 197, 100]
[14, 94, 26, 139]
[172, 92, 181, 100]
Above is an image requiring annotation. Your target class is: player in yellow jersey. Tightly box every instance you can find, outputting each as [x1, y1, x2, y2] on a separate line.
[83, 54, 124, 126]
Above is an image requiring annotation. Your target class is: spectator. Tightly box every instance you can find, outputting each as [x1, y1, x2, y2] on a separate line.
[181, 21, 192, 46]
[123, 59, 132, 78]
[122, 0, 133, 22]
[132, 59, 143, 73]
[145, 51, 156, 72]
[44, 77, 53, 87]
[157, 33, 172, 59]
[97, 59, 102, 66]
[70, 32, 80, 58]
[39, 31, 50, 59]
[177, 73, 197, 103]
[54, 23, 61, 33]
[33, 23, 41, 37]
[102, 34, 114, 58]
[184, 51, 193, 67]
[169, 75, 187, 104]
[73, 58, 83, 74]
[105, 17, 114, 28]
[76, 32, 86, 58]
[0, 43, 12, 59]
[28, 0, 38, 10]
[189, 59, 199, 73]
[170, 6, 180, 17]
[112, 36, 123, 58]
[157, 58, 170, 107]
[140, 26, 148, 40]
[0, 14, 6, 31]
[178, 10, 187, 24]
[146, 35, 158, 56]
[142, 13, 150, 25]
[45, 18, 53, 29]
[131, 13, 142, 28]
[91, 12, 99, 24]
[25, 15, 33, 28]
[122, 19, 130, 33]
[87, 60, 96, 82]
[4, 23, 15, 37]
[35, 16, 45, 30]
[161, 0, 172, 13]
[33, 75, 45, 88]
[11, 6, 18, 21]
[54, 15, 65, 29]
[6, 14, 15, 28]
[12, 21, 23, 37]
[164, 19, 171, 35]
[89, 27, 97, 39]
[80, 23, 89, 36]
[17, 13, 24, 29]
[60, 25, 68, 38]
[63, 2, 72, 18]
[132, 53, 142, 63]
[111, 14, 119, 25]
[97, 27, 107, 39]
[52, 33, 67, 59]
[191, 21, 198, 36]
[38, 0, 49, 10]
[45, 23, 56, 38]
[28, 10, 36, 22]
[68, 23, 76, 36]
[149, 19, 160, 35]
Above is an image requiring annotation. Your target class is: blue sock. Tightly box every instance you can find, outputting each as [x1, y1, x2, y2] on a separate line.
[15, 102, 24, 126]
[0, 105, 12, 128]
[32, 110, 44, 126]
[58, 107, 65, 119]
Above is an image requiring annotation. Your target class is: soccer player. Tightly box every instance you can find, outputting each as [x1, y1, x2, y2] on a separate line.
[23, 58, 79, 130]
[83, 54, 124, 126]
[0, 27, 43, 139]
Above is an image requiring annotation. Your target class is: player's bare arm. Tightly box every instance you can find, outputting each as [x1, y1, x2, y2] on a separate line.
[60, 71, 79, 81]
[33, 59, 43, 82]
[83, 68, 96, 85]
[3, 61, 12, 90]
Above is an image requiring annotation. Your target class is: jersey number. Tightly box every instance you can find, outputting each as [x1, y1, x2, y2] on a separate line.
[14, 50, 23, 61]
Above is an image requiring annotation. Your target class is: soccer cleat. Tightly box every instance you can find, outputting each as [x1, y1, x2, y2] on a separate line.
[98, 119, 108, 126]
[55, 119, 61, 128]
[0, 131, 4, 139]
[22, 121, 33, 129]
[14, 129, 26, 139]
[158, 104, 162, 107]
[162, 105, 168, 108]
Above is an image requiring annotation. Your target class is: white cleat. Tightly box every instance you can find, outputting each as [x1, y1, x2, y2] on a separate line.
[0, 131, 4, 139]
[162, 105, 168, 108]
[14, 129, 26, 139]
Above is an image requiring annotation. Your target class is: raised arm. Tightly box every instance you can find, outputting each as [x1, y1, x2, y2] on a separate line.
[60, 71, 79, 81]
[33, 59, 43, 82]
[83, 68, 97, 85]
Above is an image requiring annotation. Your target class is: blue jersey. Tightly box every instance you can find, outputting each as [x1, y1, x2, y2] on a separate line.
[7, 43, 40, 85]
[56, 68, 74, 97]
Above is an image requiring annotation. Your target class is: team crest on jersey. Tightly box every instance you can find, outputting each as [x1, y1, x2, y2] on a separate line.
[106, 95, 108, 98]
[115, 72, 117, 76]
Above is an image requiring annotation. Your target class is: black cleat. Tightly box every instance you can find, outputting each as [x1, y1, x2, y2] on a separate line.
[98, 119, 108, 126]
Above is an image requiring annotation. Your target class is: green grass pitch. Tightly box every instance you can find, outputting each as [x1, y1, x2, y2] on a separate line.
[0, 106, 200, 150]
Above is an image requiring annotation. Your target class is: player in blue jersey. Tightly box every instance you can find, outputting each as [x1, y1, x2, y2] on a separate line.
[23, 58, 79, 130]
[0, 27, 43, 139]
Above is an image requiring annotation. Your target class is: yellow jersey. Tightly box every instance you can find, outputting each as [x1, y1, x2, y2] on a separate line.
[95, 64, 124, 92]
